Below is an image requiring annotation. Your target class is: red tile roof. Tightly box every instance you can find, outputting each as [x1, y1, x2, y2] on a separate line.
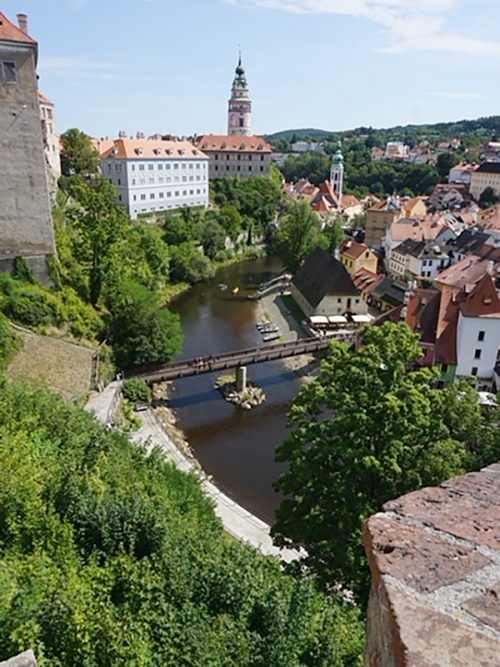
[101, 138, 207, 160]
[37, 92, 53, 106]
[195, 134, 271, 153]
[340, 238, 374, 260]
[0, 11, 36, 44]
[435, 256, 499, 291]
[460, 273, 500, 317]
[352, 268, 384, 294]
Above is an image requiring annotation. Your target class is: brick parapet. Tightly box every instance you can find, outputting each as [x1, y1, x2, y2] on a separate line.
[364, 463, 500, 666]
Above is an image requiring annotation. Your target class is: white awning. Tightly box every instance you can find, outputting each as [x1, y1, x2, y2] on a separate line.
[328, 316, 348, 324]
[309, 316, 329, 324]
[352, 314, 373, 324]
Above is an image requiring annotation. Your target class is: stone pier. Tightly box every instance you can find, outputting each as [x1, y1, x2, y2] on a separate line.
[236, 365, 248, 393]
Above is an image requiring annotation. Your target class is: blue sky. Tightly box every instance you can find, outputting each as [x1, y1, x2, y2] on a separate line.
[3, 0, 500, 137]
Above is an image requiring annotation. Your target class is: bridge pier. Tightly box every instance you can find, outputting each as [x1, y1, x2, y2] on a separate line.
[236, 365, 248, 393]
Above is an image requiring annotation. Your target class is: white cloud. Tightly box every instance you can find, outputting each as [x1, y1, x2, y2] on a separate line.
[227, 0, 500, 57]
[39, 57, 167, 82]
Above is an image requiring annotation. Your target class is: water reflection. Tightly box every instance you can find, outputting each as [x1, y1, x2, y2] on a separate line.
[170, 257, 300, 524]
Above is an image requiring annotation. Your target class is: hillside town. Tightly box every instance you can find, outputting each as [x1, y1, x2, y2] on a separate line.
[1, 5, 500, 667]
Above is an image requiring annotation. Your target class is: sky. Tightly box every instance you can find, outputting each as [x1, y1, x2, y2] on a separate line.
[2, 0, 500, 137]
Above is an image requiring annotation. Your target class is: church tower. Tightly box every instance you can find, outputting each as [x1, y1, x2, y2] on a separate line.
[330, 141, 344, 205]
[227, 53, 252, 136]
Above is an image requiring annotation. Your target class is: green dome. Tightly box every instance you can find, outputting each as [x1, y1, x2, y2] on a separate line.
[332, 141, 343, 168]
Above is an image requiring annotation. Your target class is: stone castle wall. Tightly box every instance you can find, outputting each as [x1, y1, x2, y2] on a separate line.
[364, 463, 500, 666]
[0, 42, 55, 279]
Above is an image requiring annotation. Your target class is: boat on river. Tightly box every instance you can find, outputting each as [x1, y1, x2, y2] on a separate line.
[259, 325, 279, 335]
[262, 332, 280, 342]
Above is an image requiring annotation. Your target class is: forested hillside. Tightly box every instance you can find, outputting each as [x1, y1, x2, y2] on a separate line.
[0, 377, 364, 665]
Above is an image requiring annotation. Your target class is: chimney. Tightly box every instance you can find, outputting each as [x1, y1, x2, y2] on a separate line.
[17, 13, 28, 34]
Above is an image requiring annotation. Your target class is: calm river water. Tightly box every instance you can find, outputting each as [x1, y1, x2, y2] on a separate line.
[169, 256, 302, 524]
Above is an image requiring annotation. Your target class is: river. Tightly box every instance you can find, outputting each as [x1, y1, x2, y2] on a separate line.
[169, 256, 302, 525]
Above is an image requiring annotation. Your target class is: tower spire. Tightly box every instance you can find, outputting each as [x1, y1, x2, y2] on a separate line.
[330, 140, 344, 206]
[228, 50, 252, 136]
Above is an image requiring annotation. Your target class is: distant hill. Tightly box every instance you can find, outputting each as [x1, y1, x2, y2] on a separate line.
[267, 116, 500, 144]
[266, 128, 332, 141]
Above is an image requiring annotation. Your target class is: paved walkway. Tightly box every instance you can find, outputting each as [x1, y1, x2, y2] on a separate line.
[85, 380, 122, 424]
[86, 387, 303, 563]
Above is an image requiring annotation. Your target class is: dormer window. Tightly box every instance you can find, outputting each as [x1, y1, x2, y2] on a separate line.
[221, 142, 227, 149]
[135, 147, 144, 156]
[179, 149, 186, 156]
[240, 143, 246, 150]
[167, 148, 174, 156]
[2, 61, 17, 84]
[111, 147, 118, 156]
[154, 148, 162, 155]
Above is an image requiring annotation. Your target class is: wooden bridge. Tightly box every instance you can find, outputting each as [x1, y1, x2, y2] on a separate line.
[127, 336, 348, 384]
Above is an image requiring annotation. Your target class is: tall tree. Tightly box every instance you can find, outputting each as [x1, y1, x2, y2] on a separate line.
[60, 128, 99, 177]
[68, 180, 127, 304]
[479, 186, 499, 208]
[109, 280, 183, 368]
[436, 151, 460, 181]
[276, 201, 323, 272]
[272, 323, 483, 601]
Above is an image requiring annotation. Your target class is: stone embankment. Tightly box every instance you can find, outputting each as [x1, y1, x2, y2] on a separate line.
[364, 463, 500, 666]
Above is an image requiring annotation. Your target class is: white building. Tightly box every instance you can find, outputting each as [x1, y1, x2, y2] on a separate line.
[470, 162, 500, 201]
[385, 141, 409, 160]
[455, 273, 500, 386]
[448, 163, 477, 186]
[291, 140, 324, 153]
[389, 238, 453, 279]
[38, 92, 61, 180]
[100, 138, 209, 219]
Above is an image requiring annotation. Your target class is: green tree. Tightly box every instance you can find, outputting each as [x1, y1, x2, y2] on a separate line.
[60, 128, 99, 177]
[122, 378, 151, 404]
[322, 215, 345, 254]
[436, 152, 460, 180]
[109, 280, 183, 368]
[276, 201, 323, 271]
[479, 186, 499, 208]
[67, 179, 127, 305]
[199, 218, 226, 259]
[169, 242, 215, 283]
[163, 212, 194, 245]
[0, 313, 19, 371]
[0, 377, 365, 666]
[272, 323, 473, 601]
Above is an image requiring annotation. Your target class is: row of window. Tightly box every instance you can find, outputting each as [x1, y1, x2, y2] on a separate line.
[132, 188, 207, 201]
[214, 154, 265, 161]
[132, 200, 206, 215]
[131, 162, 206, 171]
[214, 165, 265, 173]
[112, 175, 207, 186]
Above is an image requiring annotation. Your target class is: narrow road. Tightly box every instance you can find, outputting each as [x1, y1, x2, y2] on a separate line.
[86, 385, 303, 563]
[133, 410, 303, 563]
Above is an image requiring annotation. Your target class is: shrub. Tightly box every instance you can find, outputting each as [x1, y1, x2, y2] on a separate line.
[122, 378, 151, 405]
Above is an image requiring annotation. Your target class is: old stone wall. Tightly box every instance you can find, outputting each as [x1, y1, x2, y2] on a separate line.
[0, 42, 55, 277]
[364, 463, 500, 666]
[0, 650, 38, 667]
